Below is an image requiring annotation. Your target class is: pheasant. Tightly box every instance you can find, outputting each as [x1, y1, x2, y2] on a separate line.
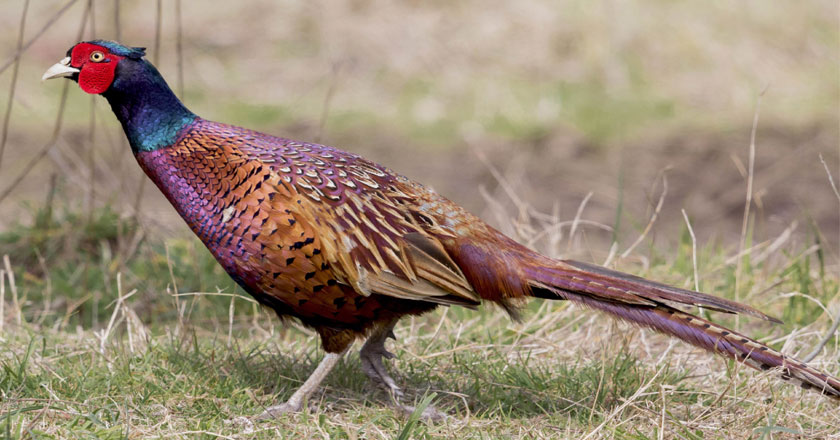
[43, 40, 840, 418]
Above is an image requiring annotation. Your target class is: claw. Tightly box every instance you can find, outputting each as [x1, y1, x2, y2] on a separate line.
[256, 401, 301, 420]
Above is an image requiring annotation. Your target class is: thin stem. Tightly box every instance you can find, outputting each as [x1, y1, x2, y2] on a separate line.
[315, 62, 343, 143]
[113, 0, 120, 41]
[0, 0, 91, 205]
[175, 0, 184, 99]
[0, 0, 31, 172]
[734, 90, 765, 329]
[131, 0, 164, 220]
[0, 0, 79, 76]
[154, 0, 162, 64]
[620, 170, 669, 259]
[802, 153, 840, 363]
[87, 0, 96, 220]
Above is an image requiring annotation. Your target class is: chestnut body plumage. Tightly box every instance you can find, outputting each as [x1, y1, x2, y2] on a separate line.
[43, 40, 840, 417]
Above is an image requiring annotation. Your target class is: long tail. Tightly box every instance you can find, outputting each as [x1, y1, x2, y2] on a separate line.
[523, 259, 840, 400]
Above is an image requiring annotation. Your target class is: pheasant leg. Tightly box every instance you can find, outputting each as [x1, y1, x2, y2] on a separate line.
[257, 351, 343, 419]
[360, 321, 447, 421]
[360, 321, 403, 400]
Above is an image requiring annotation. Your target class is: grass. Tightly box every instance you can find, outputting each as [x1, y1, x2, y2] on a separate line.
[0, 196, 838, 439]
[0, 1, 838, 438]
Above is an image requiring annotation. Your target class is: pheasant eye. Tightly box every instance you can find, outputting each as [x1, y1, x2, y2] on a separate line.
[90, 51, 105, 62]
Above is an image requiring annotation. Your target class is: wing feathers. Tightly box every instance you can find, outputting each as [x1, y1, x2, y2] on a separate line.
[289, 188, 480, 306]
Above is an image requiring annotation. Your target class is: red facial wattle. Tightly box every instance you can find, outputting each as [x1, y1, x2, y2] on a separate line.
[70, 42, 124, 94]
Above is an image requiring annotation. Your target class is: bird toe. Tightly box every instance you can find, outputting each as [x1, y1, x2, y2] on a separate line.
[255, 402, 302, 420]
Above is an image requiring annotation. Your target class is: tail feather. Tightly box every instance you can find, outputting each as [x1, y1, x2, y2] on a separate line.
[525, 261, 840, 400]
[554, 259, 781, 322]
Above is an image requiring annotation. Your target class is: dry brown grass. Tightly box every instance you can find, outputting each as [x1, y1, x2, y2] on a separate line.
[0, 0, 838, 438]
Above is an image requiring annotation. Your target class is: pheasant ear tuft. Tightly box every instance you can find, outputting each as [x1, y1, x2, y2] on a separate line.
[129, 47, 147, 59]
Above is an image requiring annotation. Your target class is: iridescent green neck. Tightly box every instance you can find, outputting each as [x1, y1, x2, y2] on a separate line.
[102, 57, 196, 153]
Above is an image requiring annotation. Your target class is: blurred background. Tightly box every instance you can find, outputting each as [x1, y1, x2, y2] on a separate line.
[0, 0, 837, 325]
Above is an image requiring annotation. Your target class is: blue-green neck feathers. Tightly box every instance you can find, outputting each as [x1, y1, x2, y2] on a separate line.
[99, 43, 195, 153]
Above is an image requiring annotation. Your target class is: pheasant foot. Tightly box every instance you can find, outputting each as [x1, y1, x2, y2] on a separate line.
[360, 325, 403, 400]
[360, 320, 448, 421]
[257, 351, 343, 420]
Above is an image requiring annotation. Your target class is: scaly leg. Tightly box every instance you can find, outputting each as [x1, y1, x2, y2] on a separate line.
[360, 320, 402, 399]
[257, 352, 343, 419]
[360, 320, 447, 421]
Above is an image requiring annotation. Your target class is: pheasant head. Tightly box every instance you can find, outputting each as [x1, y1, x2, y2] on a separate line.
[43, 40, 194, 153]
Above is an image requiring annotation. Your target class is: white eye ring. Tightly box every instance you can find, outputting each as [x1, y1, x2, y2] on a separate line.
[90, 51, 105, 62]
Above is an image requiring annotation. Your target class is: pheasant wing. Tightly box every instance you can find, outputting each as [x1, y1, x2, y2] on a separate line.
[288, 176, 481, 307]
[238, 137, 480, 307]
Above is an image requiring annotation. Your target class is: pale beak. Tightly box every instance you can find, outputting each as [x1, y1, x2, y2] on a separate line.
[42, 57, 80, 81]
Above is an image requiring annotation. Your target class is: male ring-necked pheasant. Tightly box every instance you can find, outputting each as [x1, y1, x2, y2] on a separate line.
[43, 41, 840, 418]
